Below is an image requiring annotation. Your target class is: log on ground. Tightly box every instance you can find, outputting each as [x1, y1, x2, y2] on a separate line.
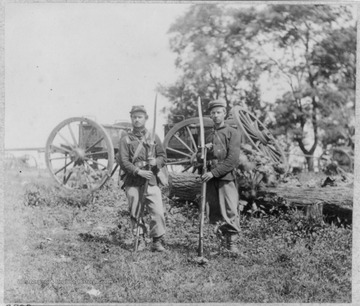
[260, 186, 353, 207]
[168, 172, 201, 202]
[168, 172, 353, 222]
[258, 186, 353, 222]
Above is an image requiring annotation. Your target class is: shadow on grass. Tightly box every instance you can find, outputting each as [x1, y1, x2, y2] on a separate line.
[165, 241, 196, 254]
[78, 233, 134, 252]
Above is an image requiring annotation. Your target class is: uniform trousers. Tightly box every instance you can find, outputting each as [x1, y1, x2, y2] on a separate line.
[125, 184, 166, 238]
[206, 178, 241, 234]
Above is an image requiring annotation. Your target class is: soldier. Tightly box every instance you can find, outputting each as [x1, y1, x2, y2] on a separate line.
[200, 99, 242, 253]
[118, 105, 166, 252]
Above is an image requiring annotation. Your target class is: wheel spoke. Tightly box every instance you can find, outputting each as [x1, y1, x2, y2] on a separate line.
[166, 147, 193, 158]
[84, 175, 94, 189]
[82, 165, 95, 188]
[86, 158, 107, 170]
[243, 113, 254, 126]
[182, 164, 193, 172]
[268, 147, 281, 162]
[173, 133, 195, 154]
[50, 144, 72, 154]
[85, 137, 104, 153]
[84, 160, 99, 176]
[186, 126, 198, 152]
[79, 121, 84, 147]
[166, 158, 191, 165]
[63, 169, 74, 185]
[58, 131, 74, 149]
[85, 150, 109, 157]
[261, 145, 275, 162]
[68, 124, 78, 147]
[269, 147, 281, 159]
[55, 160, 74, 175]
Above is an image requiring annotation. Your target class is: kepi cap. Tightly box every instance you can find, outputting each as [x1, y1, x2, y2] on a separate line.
[130, 105, 147, 115]
[208, 99, 226, 111]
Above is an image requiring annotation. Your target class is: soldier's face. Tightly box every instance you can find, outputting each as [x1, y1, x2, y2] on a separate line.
[210, 107, 226, 124]
[131, 112, 147, 128]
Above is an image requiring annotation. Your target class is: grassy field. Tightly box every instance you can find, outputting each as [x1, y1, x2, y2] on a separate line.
[4, 168, 352, 303]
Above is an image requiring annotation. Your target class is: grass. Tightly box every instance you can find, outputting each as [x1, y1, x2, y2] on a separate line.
[4, 168, 352, 303]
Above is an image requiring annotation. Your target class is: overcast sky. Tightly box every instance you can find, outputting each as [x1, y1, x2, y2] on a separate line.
[5, 3, 191, 148]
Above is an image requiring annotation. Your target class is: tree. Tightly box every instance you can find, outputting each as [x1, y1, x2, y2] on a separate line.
[161, 4, 356, 172]
[159, 4, 265, 123]
[313, 26, 356, 150]
[229, 4, 356, 171]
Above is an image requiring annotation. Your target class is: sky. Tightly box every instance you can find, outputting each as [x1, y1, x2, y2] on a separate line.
[4, 2, 358, 153]
[5, 2, 191, 149]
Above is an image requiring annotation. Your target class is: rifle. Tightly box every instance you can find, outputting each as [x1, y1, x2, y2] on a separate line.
[197, 96, 207, 258]
[134, 94, 158, 252]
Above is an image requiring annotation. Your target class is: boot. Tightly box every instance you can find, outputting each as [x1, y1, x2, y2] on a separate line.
[151, 236, 165, 252]
[226, 233, 240, 253]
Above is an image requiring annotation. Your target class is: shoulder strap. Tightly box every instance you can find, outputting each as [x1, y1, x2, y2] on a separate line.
[131, 138, 144, 163]
[214, 130, 227, 152]
[127, 131, 151, 163]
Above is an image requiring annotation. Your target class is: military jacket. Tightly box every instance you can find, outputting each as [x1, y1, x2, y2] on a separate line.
[206, 124, 241, 180]
[118, 128, 166, 187]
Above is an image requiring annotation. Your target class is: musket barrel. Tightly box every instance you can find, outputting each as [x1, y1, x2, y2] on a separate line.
[197, 96, 207, 258]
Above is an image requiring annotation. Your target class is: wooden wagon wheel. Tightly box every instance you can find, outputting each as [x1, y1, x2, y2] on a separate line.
[320, 147, 354, 173]
[232, 105, 288, 170]
[163, 117, 214, 173]
[332, 147, 353, 172]
[45, 117, 114, 191]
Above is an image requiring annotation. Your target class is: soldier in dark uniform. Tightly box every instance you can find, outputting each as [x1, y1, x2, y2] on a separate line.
[200, 99, 242, 253]
[118, 105, 166, 252]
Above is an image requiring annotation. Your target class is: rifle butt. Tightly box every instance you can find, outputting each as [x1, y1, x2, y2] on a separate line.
[198, 182, 207, 257]
[133, 180, 149, 252]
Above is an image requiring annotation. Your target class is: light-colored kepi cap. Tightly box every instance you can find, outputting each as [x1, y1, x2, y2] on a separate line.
[208, 99, 226, 111]
[130, 105, 147, 115]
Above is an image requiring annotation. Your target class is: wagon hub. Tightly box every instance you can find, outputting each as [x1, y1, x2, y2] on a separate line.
[71, 147, 86, 164]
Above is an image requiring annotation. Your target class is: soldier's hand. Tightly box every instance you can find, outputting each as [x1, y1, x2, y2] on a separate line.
[201, 171, 214, 182]
[205, 143, 213, 150]
[148, 157, 157, 166]
[138, 170, 153, 180]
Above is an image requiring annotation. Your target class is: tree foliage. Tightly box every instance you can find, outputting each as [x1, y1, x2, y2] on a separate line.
[158, 4, 265, 122]
[161, 4, 356, 171]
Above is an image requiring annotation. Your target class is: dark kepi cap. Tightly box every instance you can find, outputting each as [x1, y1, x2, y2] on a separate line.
[208, 99, 226, 111]
[130, 105, 147, 115]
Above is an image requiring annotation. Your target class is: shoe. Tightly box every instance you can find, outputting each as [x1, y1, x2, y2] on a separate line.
[151, 236, 165, 252]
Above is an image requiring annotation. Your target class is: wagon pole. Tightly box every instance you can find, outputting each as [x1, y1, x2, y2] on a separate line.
[5, 147, 45, 152]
